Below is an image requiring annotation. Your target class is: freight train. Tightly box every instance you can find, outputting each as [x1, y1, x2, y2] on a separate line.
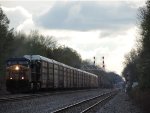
[6, 55, 98, 93]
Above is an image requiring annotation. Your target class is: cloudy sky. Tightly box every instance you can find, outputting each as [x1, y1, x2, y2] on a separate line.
[0, 0, 146, 75]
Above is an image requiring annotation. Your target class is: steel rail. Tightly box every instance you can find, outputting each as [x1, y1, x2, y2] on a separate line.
[81, 93, 115, 113]
[51, 91, 115, 113]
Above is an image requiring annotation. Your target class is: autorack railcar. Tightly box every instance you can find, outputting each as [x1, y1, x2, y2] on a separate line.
[6, 55, 98, 93]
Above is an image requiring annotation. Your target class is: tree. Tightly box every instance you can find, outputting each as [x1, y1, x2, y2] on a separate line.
[122, 49, 140, 92]
[0, 7, 14, 57]
[138, 0, 150, 89]
[11, 31, 57, 57]
[0, 7, 14, 88]
[81, 59, 93, 66]
[50, 46, 82, 68]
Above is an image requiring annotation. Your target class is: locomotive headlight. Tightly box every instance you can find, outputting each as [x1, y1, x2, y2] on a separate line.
[15, 65, 20, 71]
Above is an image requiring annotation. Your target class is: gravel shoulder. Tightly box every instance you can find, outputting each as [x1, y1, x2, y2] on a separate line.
[97, 91, 142, 113]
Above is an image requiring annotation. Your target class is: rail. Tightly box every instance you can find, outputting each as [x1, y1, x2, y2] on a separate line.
[51, 90, 117, 113]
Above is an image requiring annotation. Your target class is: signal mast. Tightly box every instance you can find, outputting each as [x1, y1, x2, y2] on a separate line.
[93, 56, 95, 65]
[102, 56, 105, 70]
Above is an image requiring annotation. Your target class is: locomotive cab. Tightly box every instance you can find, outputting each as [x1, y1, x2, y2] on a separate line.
[6, 58, 30, 93]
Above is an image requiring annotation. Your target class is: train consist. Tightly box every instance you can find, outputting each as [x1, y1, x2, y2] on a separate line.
[6, 55, 98, 93]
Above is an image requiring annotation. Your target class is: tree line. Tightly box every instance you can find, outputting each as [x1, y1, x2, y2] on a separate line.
[122, 2, 150, 111]
[122, 0, 150, 91]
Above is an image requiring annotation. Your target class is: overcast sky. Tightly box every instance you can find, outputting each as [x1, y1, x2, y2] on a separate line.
[0, 0, 146, 75]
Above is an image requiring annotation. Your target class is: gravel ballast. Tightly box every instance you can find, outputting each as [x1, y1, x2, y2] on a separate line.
[0, 89, 110, 113]
[97, 91, 142, 113]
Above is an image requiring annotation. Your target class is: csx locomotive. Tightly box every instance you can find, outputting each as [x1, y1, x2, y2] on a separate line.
[6, 55, 98, 93]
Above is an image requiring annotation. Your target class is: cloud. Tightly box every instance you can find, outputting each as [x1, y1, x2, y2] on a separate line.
[0, 1, 140, 74]
[35, 1, 138, 31]
[1, 6, 32, 29]
[16, 18, 35, 32]
[38, 26, 137, 74]
[1, 1, 54, 16]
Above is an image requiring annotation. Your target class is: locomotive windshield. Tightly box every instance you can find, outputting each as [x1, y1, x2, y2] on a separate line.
[7, 58, 30, 67]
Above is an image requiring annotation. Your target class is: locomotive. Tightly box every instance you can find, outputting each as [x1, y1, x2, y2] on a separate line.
[6, 55, 98, 93]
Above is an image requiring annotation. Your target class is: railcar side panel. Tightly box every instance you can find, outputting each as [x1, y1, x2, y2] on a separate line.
[82, 73, 84, 88]
[64, 67, 67, 88]
[78, 71, 80, 88]
[83, 73, 85, 88]
[68, 69, 71, 88]
[87, 74, 89, 87]
[81, 72, 83, 88]
[73, 70, 77, 88]
[41, 61, 48, 88]
[54, 64, 59, 88]
[79, 71, 81, 88]
[70, 69, 73, 88]
[89, 75, 92, 88]
[47, 62, 54, 88]
[85, 74, 87, 87]
[58, 65, 64, 88]
[76, 71, 79, 88]
[67, 68, 70, 88]
[91, 76, 94, 87]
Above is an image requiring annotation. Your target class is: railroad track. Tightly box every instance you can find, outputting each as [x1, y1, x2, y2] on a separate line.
[0, 94, 41, 102]
[0, 88, 103, 103]
[51, 90, 117, 113]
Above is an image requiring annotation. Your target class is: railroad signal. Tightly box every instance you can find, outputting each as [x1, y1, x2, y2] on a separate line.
[102, 56, 105, 70]
[94, 57, 95, 65]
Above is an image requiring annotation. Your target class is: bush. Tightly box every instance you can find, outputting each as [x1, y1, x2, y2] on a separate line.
[130, 87, 150, 113]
